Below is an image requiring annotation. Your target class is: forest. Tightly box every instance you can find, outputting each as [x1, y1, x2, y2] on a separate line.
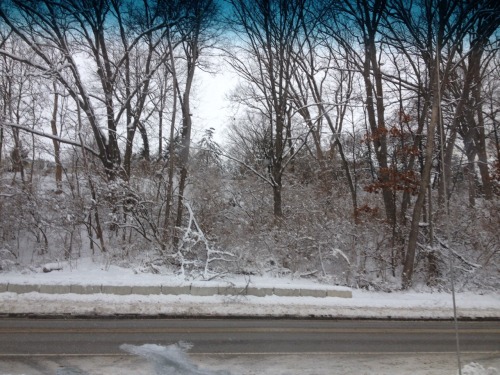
[0, 0, 498, 291]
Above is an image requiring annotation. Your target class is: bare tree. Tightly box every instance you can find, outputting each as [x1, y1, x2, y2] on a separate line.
[152, 0, 220, 249]
[0, 33, 42, 187]
[322, 0, 398, 227]
[0, 26, 10, 166]
[0, 0, 183, 179]
[290, 19, 359, 215]
[226, 0, 312, 218]
[49, 82, 63, 189]
[451, 2, 499, 203]
[395, 0, 498, 288]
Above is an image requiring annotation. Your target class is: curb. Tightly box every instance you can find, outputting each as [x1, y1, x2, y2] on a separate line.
[0, 283, 352, 298]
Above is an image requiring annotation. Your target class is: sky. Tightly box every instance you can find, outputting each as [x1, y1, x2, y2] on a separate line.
[192, 60, 237, 145]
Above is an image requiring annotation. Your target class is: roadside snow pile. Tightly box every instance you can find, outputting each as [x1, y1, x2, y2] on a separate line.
[461, 362, 499, 375]
[121, 342, 231, 375]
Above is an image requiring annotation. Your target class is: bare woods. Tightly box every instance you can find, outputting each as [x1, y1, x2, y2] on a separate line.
[0, 0, 498, 290]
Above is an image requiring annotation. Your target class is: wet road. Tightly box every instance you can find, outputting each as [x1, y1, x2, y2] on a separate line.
[0, 318, 498, 355]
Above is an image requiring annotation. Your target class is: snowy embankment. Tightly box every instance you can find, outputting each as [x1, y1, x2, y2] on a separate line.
[1, 288, 499, 319]
[0, 258, 498, 319]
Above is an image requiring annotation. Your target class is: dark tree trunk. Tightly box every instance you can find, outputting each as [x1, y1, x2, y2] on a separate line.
[50, 84, 62, 189]
[402, 64, 441, 289]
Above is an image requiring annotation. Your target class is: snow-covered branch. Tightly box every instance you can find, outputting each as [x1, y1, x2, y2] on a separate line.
[0, 48, 49, 72]
[1, 121, 100, 158]
[178, 201, 235, 279]
[193, 146, 275, 187]
[435, 236, 481, 270]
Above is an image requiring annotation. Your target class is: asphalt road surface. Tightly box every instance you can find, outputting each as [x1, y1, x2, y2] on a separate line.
[0, 318, 498, 355]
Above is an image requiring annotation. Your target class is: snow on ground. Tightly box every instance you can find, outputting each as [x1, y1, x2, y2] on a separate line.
[2, 287, 500, 319]
[120, 342, 231, 375]
[0, 257, 499, 319]
[2, 344, 499, 375]
[0, 258, 499, 374]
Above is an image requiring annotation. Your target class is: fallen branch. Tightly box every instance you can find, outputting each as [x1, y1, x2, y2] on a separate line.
[42, 262, 65, 273]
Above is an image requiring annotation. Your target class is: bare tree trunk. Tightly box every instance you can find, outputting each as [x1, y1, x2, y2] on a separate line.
[162, 40, 178, 247]
[272, 177, 283, 218]
[0, 39, 6, 166]
[270, 112, 285, 218]
[173, 92, 193, 246]
[138, 121, 150, 161]
[491, 92, 500, 163]
[0, 121, 3, 166]
[11, 129, 25, 184]
[77, 101, 106, 253]
[162, 94, 177, 248]
[362, 33, 396, 227]
[438, 123, 455, 206]
[335, 139, 357, 215]
[472, 63, 493, 199]
[464, 151, 477, 207]
[400, 98, 428, 225]
[158, 77, 167, 159]
[402, 66, 441, 289]
[122, 46, 133, 177]
[438, 54, 472, 206]
[172, 27, 197, 247]
[50, 82, 62, 190]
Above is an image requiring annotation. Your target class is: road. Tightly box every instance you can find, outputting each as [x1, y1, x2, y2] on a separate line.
[0, 318, 498, 355]
[0, 319, 498, 374]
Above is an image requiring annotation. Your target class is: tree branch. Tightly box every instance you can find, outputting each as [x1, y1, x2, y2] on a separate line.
[1, 121, 100, 158]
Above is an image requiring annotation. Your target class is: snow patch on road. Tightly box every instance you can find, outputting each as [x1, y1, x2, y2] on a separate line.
[462, 362, 499, 375]
[120, 342, 231, 375]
